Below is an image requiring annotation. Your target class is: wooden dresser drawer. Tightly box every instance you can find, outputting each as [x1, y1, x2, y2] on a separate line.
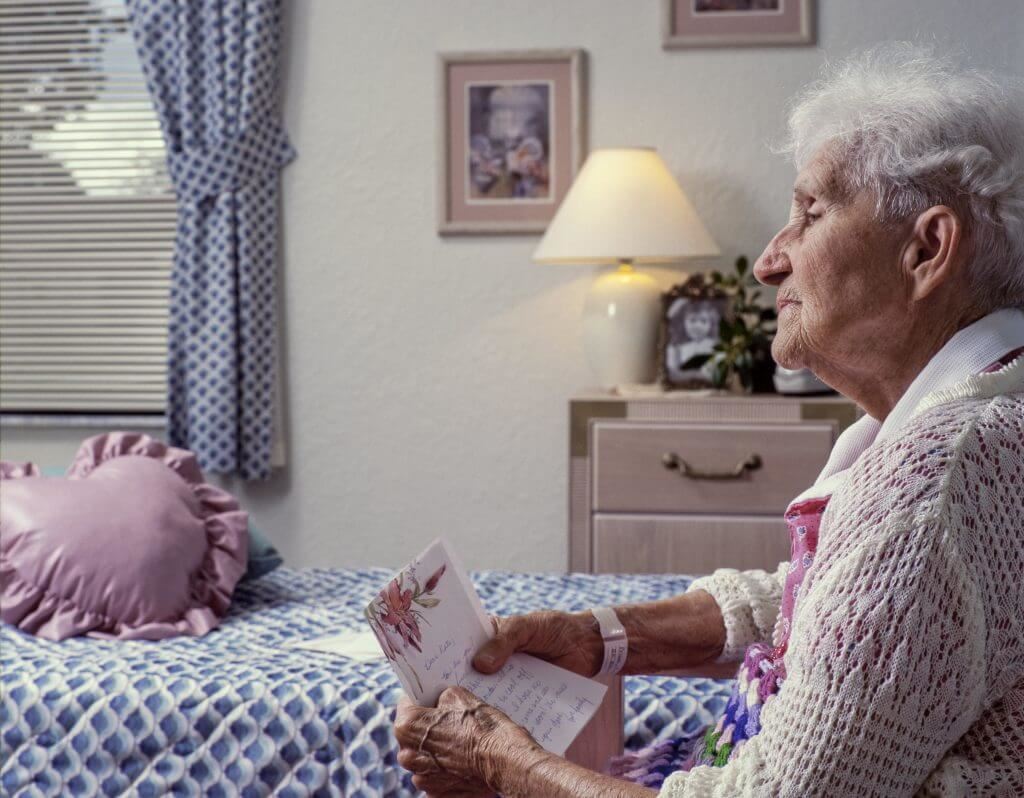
[592, 421, 834, 515]
[593, 514, 790, 574]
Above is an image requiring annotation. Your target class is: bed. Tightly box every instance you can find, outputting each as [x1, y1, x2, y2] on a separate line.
[1, 566, 732, 797]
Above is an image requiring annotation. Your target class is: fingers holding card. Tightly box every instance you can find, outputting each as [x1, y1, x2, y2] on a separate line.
[365, 538, 607, 755]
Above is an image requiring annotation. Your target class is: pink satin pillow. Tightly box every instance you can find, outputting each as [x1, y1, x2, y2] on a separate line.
[0, 432, 249, 641]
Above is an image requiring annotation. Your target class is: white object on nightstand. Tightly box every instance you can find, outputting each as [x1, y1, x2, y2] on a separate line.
[773, 366, 834, 395]
[533, 148, 719, 389]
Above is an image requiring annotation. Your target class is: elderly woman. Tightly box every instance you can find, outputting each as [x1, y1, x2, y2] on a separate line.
[396, 43, 1024, 797]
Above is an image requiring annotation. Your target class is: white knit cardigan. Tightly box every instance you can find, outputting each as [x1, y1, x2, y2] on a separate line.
[661, 318, 1024, 797]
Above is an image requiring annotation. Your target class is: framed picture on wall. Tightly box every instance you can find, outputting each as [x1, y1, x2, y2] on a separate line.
[438, 49, 586, 235]
[662, 0, 815, 48]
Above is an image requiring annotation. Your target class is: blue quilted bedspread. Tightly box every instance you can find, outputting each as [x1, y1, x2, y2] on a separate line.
[1, 567, 732, 796]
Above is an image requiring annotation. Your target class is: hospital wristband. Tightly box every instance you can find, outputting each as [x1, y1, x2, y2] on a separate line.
[591, 606, 628, 676]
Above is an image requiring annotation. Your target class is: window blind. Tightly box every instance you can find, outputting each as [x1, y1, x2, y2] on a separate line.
[0, 0, 173, 414]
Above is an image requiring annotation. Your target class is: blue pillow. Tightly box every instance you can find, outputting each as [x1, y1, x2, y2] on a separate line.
[244, 525, 284, 581]
[40, 465, 282, 581]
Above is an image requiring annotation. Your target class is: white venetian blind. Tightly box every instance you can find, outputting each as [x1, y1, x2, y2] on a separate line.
[0, 0, 173, 414]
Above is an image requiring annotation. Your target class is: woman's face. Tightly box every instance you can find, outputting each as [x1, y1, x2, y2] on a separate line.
[753, 147, 911, 377]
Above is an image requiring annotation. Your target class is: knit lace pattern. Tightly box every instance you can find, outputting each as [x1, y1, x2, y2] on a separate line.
[662, 361, 1024, 797]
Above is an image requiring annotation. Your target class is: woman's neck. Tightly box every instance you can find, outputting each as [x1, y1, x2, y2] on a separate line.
[813, 314, 970, 422]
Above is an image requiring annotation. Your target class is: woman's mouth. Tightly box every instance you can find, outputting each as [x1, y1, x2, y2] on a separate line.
[777, 298, 800, 313]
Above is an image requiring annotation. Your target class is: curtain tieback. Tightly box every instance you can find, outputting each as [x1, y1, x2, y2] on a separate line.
[167, 120, 295, 202]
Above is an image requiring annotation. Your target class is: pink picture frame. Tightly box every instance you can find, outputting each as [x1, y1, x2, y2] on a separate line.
[438, 49, 587, 235]
[663, 0, 815, 48]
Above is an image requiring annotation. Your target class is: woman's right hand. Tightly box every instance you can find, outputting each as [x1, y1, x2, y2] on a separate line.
[472, 610, 604, 677]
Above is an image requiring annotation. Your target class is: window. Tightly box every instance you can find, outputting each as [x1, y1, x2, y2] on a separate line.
[0, 0, 173, 415]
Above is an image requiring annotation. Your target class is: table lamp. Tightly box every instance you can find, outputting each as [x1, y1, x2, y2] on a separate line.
[533, 147, 720, 388]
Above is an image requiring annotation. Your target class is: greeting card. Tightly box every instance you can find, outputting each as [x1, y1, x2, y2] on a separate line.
[365, 538, 607, 755]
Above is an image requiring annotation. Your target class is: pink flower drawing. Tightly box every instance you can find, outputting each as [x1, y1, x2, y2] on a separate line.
[424, 564, 446, 593]
[365, 562, 448, 695]
[379, 576, 423, 652]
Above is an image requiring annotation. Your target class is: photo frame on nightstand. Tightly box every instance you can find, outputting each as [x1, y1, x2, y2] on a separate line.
[658, 274, 732, 390]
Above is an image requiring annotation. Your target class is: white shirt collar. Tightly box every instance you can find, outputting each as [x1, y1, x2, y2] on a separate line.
[792, 307, 1024, 504]
[875, 307, 1024, 446]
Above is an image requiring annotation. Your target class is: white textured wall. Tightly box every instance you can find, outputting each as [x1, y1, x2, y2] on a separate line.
[3, 0, 1021, 571]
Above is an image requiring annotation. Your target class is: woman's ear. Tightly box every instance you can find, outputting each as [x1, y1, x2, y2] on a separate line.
[902, 205, 964, 301]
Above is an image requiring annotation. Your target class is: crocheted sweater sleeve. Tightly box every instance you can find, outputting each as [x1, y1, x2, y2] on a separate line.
[686, 561, 788, 662]
[659, 392, 1024, 797]
[662, 520, 985, 797]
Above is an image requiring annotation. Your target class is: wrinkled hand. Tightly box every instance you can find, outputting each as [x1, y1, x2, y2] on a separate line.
[394, 686, 538, 797]
[472, 610, 603, 677]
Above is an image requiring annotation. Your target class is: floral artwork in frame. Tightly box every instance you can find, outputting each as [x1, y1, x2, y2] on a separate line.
[662, 0, 815, 48]
[438, 49, 587, 235]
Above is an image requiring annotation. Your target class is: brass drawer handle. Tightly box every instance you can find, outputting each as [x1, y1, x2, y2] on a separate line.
[661, 452, 763, 481]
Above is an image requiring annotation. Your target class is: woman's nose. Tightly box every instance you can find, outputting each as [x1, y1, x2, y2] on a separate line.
[753, 233, 790, 287]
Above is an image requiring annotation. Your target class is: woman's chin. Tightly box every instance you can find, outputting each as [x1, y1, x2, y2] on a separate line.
[771, 334, 806, 372]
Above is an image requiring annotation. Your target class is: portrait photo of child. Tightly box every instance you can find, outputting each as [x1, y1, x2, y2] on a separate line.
[660, 278, 730, 388]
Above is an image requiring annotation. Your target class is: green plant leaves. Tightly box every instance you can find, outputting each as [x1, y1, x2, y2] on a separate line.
[706, 254, 775, 392]
[414, 597, 441, 608]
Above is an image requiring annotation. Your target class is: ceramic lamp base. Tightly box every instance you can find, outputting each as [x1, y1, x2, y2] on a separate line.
[583, 263, 661, 389]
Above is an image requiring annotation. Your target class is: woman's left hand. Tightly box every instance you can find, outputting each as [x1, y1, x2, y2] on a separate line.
[394, 686, 540, 797]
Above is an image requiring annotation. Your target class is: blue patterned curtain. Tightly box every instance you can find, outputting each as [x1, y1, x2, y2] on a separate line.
[127, 0, 294, 479]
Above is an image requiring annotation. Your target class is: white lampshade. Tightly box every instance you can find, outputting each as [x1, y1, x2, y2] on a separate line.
[532, 148, 720, 264]
[533, 148, 719, 389]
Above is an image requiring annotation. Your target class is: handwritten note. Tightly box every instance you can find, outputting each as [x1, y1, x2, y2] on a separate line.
[365, 538, 607, 755]
[455, 653, 606, 754]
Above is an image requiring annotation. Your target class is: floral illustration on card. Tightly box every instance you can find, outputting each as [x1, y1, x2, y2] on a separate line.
[365, 563, 446, 695]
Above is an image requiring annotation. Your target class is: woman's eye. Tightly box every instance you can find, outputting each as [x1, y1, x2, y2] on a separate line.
[805, 209, 821, 224]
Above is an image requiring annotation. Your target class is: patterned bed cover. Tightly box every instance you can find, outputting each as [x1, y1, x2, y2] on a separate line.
[1, 567, 731, 796]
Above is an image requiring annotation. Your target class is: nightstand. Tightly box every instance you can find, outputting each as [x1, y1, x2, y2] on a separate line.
[568, 392, 861, 575]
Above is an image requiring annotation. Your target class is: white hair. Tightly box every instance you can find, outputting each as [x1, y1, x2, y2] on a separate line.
[781, 42, 1024, 312]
